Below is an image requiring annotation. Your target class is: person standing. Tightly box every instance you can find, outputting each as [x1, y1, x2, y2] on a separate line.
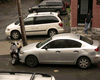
[83, 12, 92, 35]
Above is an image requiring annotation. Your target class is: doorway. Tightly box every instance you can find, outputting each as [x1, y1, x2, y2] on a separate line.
[77, 0, 93, 23]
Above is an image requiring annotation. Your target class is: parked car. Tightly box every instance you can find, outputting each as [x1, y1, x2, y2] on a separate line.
[19, 33, 100, 69]
[28, 0, 66, 14]
[5, 12, 64, 39]
[0, 71, 55, 80]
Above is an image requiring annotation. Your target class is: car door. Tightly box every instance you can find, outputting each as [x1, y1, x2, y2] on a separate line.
[37, 1, 48, 12]
[24, 17, 35, 35]
[33, 16, 59, 35]
[39, 40, 63, 63]
[61, 39, 82, 63]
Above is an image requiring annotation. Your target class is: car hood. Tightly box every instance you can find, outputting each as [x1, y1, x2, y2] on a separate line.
[21, 42, 39, 52]
[32, 6, 38, 9]
[6, 22, 16, 29]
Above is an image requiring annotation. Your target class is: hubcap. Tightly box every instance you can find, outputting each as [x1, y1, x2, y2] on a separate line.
[33, 11, 36, 13]
[79, 59, 89, 68]
[28, 58, 35, 65]
[12, 32, 19, 39]
[50, 31, 56, 37]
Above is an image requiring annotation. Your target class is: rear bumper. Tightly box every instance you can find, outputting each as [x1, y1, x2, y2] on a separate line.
[60, 9, 67, 15]
[91, 54, 100, 64]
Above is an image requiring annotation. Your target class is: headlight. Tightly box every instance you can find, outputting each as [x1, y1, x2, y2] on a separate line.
[20, 51, 24, 54]
[7, 28, 10, 31]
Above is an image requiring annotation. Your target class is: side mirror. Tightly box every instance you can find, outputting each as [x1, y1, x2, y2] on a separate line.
[45, 46, 48, 50]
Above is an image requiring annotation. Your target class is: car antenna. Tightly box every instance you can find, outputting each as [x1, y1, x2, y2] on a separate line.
[30, 73, 35, 80]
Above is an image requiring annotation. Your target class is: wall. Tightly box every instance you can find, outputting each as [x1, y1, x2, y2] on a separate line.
[92, 0, 100, 28]
[71, 0, 78, 27]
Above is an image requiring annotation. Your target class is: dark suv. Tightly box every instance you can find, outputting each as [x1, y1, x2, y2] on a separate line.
[28, 0, 66, 14]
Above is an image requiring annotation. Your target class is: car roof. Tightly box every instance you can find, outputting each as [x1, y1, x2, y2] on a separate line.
[52, 33, 80, 40]
[27, 12, 58, 18]
[0, 72, 52, 80]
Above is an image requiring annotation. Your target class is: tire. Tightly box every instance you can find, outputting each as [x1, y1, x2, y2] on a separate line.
[25, 56, 38, 67]
[77, 57, 91, 69]
[11, 58, 17, 65]
[56, 10, 60, 14]
[33, 10, 37, 13]
[11, 31, 20, 40]
[48, 30, 57, 37]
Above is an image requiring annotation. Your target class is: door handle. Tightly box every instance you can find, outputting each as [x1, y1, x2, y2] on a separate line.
[74, 50, 79, 53]
[56, 51, 60, 53]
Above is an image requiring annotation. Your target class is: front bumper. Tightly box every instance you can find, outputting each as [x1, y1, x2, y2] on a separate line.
[19, 53, 26, 63]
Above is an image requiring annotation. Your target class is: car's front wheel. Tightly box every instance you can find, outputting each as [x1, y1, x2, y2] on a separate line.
[77, 57, 91, 69]
[11, 31, 20, 40]
[33, 10, 37, 13]
[25, 56, 38, 67]
[48, 30, 57, 37]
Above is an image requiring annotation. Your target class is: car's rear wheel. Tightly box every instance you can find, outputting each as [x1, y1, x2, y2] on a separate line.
[11, 31, 20, 40]
[48, 30, 57, 37]
[77, 57, 91, 69]
[25, 56, 38, 67]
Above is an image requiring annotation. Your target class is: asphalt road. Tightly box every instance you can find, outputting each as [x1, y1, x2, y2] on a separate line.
[0, 55, 100, 80]
[1, 0, 100, 80]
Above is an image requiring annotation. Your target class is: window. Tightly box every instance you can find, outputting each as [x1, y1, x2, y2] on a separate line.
[24, 17, 34, 25]
[34, 16, 59, 24]
[46, 2, 63, 6]
[39, 1, 46, 6]
[36, 37, 52, 48]
[43, 40, 63, 49]
[80, 36, 93, 45]
[62, 40, 82, 48]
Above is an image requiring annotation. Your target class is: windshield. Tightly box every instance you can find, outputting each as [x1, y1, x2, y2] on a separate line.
[80, 36, 93, 45]
[15, 21, 19, 25]
[36, 37, 52, 48]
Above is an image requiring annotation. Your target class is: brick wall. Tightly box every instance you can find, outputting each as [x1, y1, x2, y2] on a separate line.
[92, 0, 100, 28]
[71, 0, 78, 27]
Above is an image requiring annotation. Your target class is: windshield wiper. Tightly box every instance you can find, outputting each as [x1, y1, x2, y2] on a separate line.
[30, 73, 35, 80]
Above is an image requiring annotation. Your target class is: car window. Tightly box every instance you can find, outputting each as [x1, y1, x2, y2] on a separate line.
[34, 16, 59, 24]
[80, 36, 93, 45]
[46, 2, 63, 6]
[62, 40, 82, 48]
[24, 17, 34, 25]
[43, 40, 63, 49]
[39, 1, 46, 6]
[36, 37, 52, 48]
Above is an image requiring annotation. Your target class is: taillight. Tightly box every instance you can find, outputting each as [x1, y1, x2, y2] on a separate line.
[59, 23, 63, 27]
[95, 47, 99, 52]
[63, 7, 65, 10]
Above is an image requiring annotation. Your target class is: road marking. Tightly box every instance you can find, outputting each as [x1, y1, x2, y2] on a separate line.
[54, 70, 59, 72]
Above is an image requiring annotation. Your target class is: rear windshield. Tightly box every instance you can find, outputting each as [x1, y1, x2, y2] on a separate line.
[80, 36, 93, 45]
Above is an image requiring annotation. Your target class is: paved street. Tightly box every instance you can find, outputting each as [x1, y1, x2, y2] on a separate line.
[1, 0, 100, 80]
[0, 55, 100, 80]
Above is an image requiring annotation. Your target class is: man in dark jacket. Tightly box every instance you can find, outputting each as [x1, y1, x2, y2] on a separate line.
[83, 12, 92, 35]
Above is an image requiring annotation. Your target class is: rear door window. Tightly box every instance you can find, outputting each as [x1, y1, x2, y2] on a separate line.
[34, 16, 59, 24]
[62, 39, 82, 48]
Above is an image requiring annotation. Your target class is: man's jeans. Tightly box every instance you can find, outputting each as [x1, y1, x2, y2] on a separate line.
[84, 22, 90, 34]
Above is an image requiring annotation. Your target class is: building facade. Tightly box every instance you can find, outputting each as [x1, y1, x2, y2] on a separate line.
[71, 0, 100, 34]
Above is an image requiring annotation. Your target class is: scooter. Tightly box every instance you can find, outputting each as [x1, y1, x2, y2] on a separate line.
[9, 38, 22, 65]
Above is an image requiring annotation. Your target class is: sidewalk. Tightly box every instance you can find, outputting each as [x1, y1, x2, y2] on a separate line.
[0, 40, 44, 55]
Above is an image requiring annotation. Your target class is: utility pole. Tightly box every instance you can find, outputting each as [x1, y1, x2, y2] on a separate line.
[16, 0, 27, 46]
